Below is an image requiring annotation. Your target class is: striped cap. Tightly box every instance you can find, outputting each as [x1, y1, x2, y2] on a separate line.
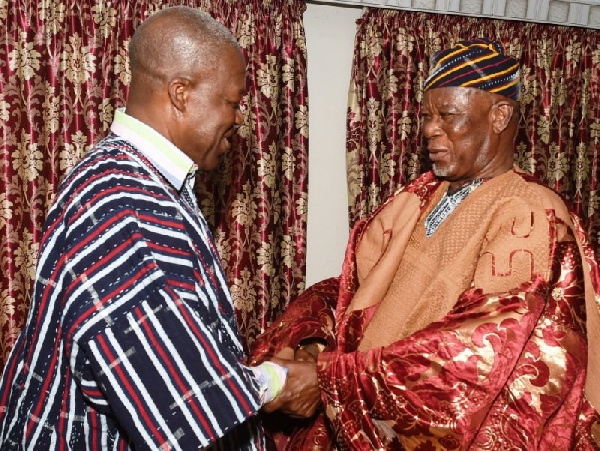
[424, 39, 520, 100]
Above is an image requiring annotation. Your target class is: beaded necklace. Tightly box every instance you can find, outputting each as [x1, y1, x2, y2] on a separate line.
[424, 178, 484, 237]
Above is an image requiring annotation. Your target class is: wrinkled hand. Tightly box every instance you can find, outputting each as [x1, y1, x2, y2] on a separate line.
[263, 357, 321, 418]
[295, 342, 320, 362]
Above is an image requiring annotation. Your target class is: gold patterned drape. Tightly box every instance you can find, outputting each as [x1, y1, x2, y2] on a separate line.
[197, 0, 309, 353]
[0, 0, 308, 368]
[347, 9, 600, 256]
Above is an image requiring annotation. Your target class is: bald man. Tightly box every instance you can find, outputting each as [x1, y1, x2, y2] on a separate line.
[0, 6, 287, 450]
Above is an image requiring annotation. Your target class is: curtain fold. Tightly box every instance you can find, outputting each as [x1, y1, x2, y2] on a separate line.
[347, 10, 600, 257]
[197, 0, 309, 352]
[0, 0, 308, 367]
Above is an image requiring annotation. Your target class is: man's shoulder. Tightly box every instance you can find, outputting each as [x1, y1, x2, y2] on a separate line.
[67, 134, 141, 176]
[48, 135, 174, 226]
[58, 135, 152, 192]
[508, 169, 572, 216]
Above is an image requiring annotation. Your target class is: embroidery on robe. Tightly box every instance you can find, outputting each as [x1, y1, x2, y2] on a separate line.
[425, 179, 484, 237]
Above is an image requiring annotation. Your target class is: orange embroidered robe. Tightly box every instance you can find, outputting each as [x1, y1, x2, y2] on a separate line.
[251, 169, 600, 450]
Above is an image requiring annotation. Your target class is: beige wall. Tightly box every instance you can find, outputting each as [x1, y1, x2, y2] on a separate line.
[303, 2, 363, 286]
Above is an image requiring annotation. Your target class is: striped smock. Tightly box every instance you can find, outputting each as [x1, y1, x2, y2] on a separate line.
[0, 110, 264, 450]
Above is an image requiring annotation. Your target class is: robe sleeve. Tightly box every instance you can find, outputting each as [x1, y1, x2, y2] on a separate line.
[249, 277, 339, 365]
[64, 206, 262, 449]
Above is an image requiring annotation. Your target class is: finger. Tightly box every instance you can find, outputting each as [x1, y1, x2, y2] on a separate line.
[294, 347, 316, 362]
[263, 394, 287, 413]
[281, 401, 321, 419]
[278, 390, 322, 418]
[270, 356, 290, 367]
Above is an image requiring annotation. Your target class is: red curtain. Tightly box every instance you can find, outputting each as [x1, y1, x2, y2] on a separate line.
[0, 0, 308, 367]
[347, 9, 600, 257]
[197, 1, 309, 352]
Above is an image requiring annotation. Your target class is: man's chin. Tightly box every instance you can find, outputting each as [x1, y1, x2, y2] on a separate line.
[432, 164, 449, 178]
[197, 151, 227, 172]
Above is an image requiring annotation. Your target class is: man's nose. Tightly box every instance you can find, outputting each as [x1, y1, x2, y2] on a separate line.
[422, 117, 440, 139]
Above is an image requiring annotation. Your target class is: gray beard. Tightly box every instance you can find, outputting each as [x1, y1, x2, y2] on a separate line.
[432, 164, 448, 177]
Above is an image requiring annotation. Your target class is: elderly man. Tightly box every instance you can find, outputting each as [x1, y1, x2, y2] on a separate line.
[252, 39, 600, 449]
[0, 6, 290, 450]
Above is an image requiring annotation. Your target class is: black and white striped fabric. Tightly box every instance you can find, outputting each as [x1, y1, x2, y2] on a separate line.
[0, 134, 264, 450]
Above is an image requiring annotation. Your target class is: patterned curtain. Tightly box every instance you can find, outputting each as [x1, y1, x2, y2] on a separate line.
[347, 9, 600, 257]
[197, 1, 308, 352]
[0, 0, 307, 367]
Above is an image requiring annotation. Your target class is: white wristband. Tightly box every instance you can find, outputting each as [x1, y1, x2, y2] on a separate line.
[250, 361, 288, 405]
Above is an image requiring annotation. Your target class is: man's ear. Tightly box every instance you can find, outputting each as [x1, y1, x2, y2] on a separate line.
[168, 77, 191, 113]
[491, 101, 514, 134]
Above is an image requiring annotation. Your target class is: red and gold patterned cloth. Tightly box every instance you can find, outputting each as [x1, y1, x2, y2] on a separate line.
[251, 169, 600, 450]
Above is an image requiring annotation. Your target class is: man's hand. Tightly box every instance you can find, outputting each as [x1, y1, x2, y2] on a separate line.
[274, 346, 294, 360]
[263, 357, 321, 418]
[295, 342, 323, 362]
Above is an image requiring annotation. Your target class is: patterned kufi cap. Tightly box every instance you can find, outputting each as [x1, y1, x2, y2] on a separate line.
[423, 38, 521, 100]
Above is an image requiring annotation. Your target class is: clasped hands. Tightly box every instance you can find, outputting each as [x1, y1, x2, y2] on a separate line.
[262, 343, 323, 418]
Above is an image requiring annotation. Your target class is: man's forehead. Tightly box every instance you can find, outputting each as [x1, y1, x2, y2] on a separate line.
[424, 86, 487, 105]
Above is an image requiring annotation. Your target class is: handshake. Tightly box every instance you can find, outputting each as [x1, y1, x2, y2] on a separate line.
[256, 342, 324, 419]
